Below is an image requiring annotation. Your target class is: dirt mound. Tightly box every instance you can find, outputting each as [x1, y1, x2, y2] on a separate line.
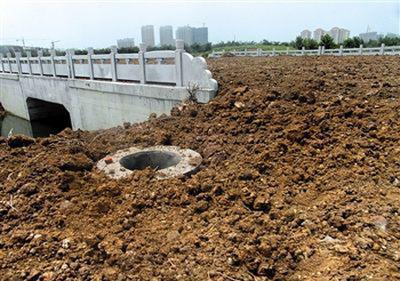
[0, 56, 400, 280]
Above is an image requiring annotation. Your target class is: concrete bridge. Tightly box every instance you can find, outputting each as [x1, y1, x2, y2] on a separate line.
[0, 40, 217, 131]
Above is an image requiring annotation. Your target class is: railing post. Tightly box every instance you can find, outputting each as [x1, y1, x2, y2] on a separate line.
[301, 46, 305, 56]
[286, 47, 289, 55]
[0, 54, 4, 72]
[50, 49, 56, 77]
[359, 44, 363, 55]
[339, 45, 343, 56]
[174, 40, 184, 87]
[380, 43, 385, 55]
[257, 48, 261, 56]
[87, 47, 94, 80]
[7, 53, 12, 73]
[321, 46, 325, 55]
[138, 43, 147, 84]
[272, 48, 276, 56]
[38, 50, 44, 76]
[67, 49, 75, 79]
[26, 50, 32, 75]
[15, 51, 22, 74]
[110, 45, 118, 82]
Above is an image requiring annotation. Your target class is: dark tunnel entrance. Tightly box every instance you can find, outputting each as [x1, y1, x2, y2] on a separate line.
[26, 98, 72, 137]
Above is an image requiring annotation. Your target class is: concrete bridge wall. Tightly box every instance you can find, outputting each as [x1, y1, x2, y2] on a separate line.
[0, 73, 211, 130]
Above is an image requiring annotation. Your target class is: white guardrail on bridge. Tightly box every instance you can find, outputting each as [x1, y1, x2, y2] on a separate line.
[0, 40, 217, 93]
[209, 43, 400, 58]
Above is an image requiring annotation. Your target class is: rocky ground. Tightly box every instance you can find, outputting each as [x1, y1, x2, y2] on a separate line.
[0, 56, 399, 281]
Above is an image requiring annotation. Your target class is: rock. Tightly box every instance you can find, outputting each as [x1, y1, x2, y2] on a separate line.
[371, 215, 387, 231]
[193, 200, 209, 213]
[234, 86, 249, 94]
[253, 195, 271, 212]
[41, 271, 54, 281]
[234, 101, 245, 109]
[19, 183, 39, 196]
[104, 157, 113, 164]
[27, 269, 41, 281]
[7, 135, 35, 148]
[62, 238, 71, 249]
[321, 235, 340, 243]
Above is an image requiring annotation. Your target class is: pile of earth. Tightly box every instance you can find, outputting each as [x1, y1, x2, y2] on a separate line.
[0, 56, 399, 281]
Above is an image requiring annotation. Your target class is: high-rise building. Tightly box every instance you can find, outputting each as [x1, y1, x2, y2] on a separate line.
[176, 25, 208, 46]
[329, 27, 341, 44]
[313, 28, 325, 42]
[192, 27, 208, 44]
[329, 27, 350, 44]
[176, 26, 193, 46]
[141, 25, 155, 47]
[159, 25, 174, 46]
[339, 29, 350, 43]
[300, 29, 311, 40]
[117, 38, 135, 48]
[359, 31, 378, 43]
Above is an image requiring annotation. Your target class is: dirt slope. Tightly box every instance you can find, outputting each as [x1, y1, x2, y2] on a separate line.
[0, 56, 399, 281]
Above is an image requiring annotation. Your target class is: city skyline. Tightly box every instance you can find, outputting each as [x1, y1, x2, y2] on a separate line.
[0, 1, 399, 49]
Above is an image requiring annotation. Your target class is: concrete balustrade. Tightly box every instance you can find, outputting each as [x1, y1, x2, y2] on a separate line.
[209, 43, 400, 58]
[0, 40, 217, 92]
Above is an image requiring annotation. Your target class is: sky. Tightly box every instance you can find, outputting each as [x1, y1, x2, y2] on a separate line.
[0, 0, 399, 49]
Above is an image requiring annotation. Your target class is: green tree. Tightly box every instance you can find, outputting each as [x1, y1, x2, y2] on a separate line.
[320, 34, 336, 49]
[293, 36, 304, 50]
[303, 38, 319, 49]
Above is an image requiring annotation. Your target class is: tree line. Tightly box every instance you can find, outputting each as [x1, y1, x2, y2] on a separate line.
[292, 34, 400, 50]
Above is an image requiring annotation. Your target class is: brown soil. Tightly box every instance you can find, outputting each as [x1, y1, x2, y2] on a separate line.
[1, 56, 400, 281]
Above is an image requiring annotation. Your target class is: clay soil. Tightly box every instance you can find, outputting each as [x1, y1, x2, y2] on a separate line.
[0, 56, 400, 281]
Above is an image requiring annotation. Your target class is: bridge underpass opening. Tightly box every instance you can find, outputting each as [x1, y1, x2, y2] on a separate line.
[26, 98, 72, 137]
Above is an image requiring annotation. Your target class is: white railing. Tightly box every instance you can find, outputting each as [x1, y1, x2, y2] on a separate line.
[0, 40, 217, 92]
[209, 43, 400, 58]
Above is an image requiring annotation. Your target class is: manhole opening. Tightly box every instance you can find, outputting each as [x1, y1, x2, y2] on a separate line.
[119, 150, 181, 171]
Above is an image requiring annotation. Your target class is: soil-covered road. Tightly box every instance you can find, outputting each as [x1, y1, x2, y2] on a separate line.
[0, 56, 399, 280]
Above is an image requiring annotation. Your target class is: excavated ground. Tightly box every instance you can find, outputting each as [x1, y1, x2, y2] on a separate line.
[0, 56, 400, 281]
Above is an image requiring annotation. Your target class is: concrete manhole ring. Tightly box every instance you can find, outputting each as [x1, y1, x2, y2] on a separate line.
[97, 145, 202, 179]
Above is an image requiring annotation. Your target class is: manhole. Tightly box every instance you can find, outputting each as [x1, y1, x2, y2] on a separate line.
[97, 146, 202, 179]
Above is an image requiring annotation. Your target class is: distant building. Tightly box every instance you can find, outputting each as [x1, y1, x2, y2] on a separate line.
[329, 27, 340, 43]
[176, 25, 208, 46]
[313, 28, 326, 42]
[300, 29, 311, 40]
[160, 25, 174, 46]
[117, 38, 135, 48]
[359, 31, 379, 43]
[329, 27, 350, 44]
[192, 27, 208, 44]
[339, 29, 350, 43]
[176, 26, 194, 46]
[141, 25, 155, 47]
